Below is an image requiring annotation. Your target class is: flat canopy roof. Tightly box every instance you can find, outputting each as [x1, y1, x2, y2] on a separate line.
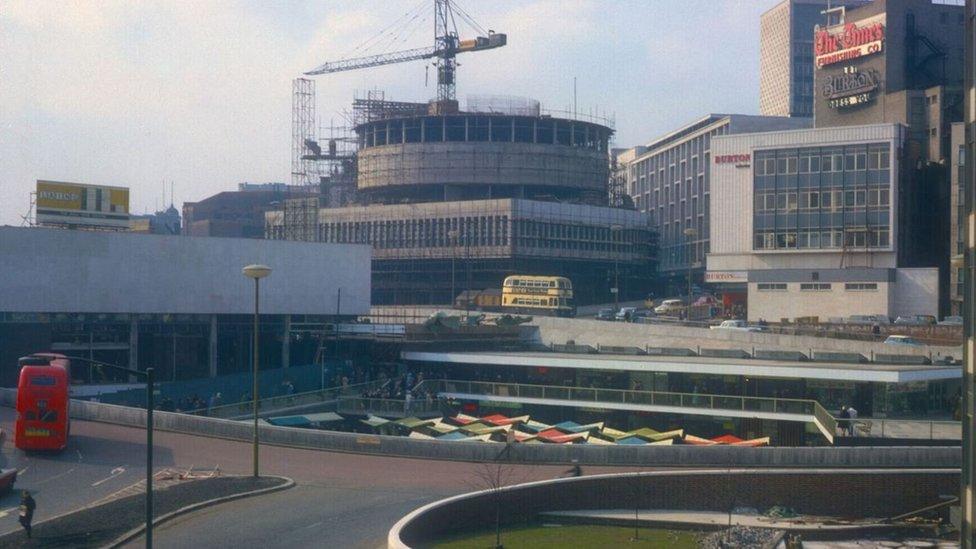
[402, 351, 960, 384]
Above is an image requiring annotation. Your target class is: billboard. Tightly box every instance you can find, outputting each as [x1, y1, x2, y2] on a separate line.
[36, 180, 130, 229]
[814, 14, 885, 69]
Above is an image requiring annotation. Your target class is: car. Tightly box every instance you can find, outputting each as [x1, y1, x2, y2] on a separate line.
[938, 315, 963, 326]
[595, 308, 614, 321]
[615, 307, 637, 321]
[653, 299, 685, 315]
[630, 309, 654, 322]
[893, 315, 937, 326]
[884, 335, 923, 346]
[847, 314, 891, 325]
[710, 319, 763, 332]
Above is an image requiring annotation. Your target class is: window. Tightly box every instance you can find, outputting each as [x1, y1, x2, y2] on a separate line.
[757, 283, 787, 291]
[845, 283, 878, 291]
[867, 189, 890, 206]
[800, 283, 831, 291]
[799, 191, 819, 209]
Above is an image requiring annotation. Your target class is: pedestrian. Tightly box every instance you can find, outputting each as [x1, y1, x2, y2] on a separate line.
[19, 490, 35, 539]
[839, 405, 851, 436]
[563, 459, 582, 478]
[847, 405, 859, 437]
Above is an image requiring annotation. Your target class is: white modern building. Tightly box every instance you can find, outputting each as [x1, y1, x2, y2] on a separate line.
[0, 227, 371, 384]
[706, 123, 938, 321]
[617, 114, 810, 292]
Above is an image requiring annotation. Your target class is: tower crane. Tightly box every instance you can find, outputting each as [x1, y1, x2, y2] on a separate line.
[304, 0, 506, 108]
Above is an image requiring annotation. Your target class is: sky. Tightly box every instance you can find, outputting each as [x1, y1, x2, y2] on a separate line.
[0, 0, 783, 225]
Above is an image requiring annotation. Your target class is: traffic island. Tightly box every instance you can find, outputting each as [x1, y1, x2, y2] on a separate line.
[0, 475, 293, 548]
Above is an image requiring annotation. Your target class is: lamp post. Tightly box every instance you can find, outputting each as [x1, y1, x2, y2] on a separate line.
[610, 225, 623, 312]
[49, 355, 154, 547]
[242, 264, 271, 478]
[683, 227, 698, 313]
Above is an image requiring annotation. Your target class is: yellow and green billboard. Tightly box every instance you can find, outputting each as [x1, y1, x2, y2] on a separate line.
[36, 180, 130, 229]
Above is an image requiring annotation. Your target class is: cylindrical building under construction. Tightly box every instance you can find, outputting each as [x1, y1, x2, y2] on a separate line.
[267, 98, 657, 306]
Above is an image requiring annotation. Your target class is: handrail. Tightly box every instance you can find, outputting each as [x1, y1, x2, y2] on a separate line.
[419, 379, 838, 443]
[833, 416, 962, 440]
[187, 379, 389, 419]
[336, 396, 441, 416]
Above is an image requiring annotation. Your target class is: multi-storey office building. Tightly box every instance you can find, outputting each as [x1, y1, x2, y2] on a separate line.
[618, 114, 810, 294]
[707, 123, 939, 321]
[809, 0, 965, 313]
[760, 0, 867, 118]
[267, 101, 657, 305]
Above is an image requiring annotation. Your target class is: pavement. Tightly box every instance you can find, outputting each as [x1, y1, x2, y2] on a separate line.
[0, 406, 625, 548]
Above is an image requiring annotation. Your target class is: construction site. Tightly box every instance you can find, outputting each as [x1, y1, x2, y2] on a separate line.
[265, 0, 657, 305]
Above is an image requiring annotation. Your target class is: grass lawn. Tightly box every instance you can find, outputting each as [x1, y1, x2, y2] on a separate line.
[428, 523, 700, 548]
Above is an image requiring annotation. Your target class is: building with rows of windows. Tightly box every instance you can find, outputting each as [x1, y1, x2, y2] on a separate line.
[618, 114, 810, 296]
[706, 123, 938, 321]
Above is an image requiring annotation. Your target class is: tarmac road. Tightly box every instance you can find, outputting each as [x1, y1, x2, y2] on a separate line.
[0, 406, 172, 537]
[0, 406, 627, 547]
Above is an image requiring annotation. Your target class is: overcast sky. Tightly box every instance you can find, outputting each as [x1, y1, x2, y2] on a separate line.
[0, 0, 783, 225]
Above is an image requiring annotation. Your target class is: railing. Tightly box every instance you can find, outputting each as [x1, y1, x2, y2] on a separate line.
[840, 417, 962, 441]
[336, 396, 441, 417]
[420, 379, 837, 442]
[188, 379, 389, 420]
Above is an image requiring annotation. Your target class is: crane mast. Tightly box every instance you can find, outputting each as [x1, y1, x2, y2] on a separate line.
[304, 0, 505, 109]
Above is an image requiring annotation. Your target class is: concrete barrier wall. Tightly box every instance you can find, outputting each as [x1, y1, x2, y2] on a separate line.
[529, 316, 960, 358]
[368, 307, 960, 359]
[389, 469, 960, 548]
[0, 389, 959, 468]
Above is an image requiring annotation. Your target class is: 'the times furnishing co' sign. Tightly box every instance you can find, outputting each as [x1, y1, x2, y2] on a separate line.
[36, 180, 130, 229]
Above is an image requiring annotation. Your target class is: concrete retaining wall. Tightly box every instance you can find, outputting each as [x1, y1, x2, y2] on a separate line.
[0, 389, 959, 468]
[389, 469, 960, 548]
[529, 316, 960, 359]
[368, 307, 960, 359]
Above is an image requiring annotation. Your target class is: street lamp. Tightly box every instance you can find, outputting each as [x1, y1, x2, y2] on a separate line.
[242, 264, 271, 478]
[610, 225, 624, 312]
[683, 227, 699, 316]
[46, 355, 154, 547]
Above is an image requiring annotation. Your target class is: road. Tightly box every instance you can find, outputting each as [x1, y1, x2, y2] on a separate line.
[0, 407, 627, 547]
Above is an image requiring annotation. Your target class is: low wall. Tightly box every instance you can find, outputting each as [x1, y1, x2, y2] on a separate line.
[389, 469, 960, 548]
[367, 307, 960, 359]
[530, 316, 960, 359]
[0, 389, 959, 468]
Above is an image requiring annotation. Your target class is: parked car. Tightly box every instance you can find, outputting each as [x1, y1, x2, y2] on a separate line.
[846, 314, 891, 325]
[893, 315, 937, 326]
[938, 315, 963, 326]
[630, 309, 654, 322]
[653, 299, 685, 315]
[615, 307, 637, 321]
[884, 335, 923, 346]
[710, 319, 763, 332]
[595, 308, 614, 321]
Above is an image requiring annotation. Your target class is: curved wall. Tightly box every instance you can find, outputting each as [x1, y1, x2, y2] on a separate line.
[389, 469, 960, 548]
[0, 389, 954, 470]
[357, 141, 609, 194]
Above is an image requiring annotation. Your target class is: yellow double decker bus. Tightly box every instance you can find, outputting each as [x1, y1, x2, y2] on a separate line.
[501, 275, 575, 317]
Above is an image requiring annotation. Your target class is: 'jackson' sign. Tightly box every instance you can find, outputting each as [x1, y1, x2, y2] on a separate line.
[822, 68, 880, 109]
[814, 15, 885, 68]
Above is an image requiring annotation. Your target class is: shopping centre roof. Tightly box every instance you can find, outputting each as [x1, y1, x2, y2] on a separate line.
[402, 351, 960, 384]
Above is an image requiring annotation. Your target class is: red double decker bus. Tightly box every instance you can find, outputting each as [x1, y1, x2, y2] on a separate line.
[15, 354, 71, 452]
